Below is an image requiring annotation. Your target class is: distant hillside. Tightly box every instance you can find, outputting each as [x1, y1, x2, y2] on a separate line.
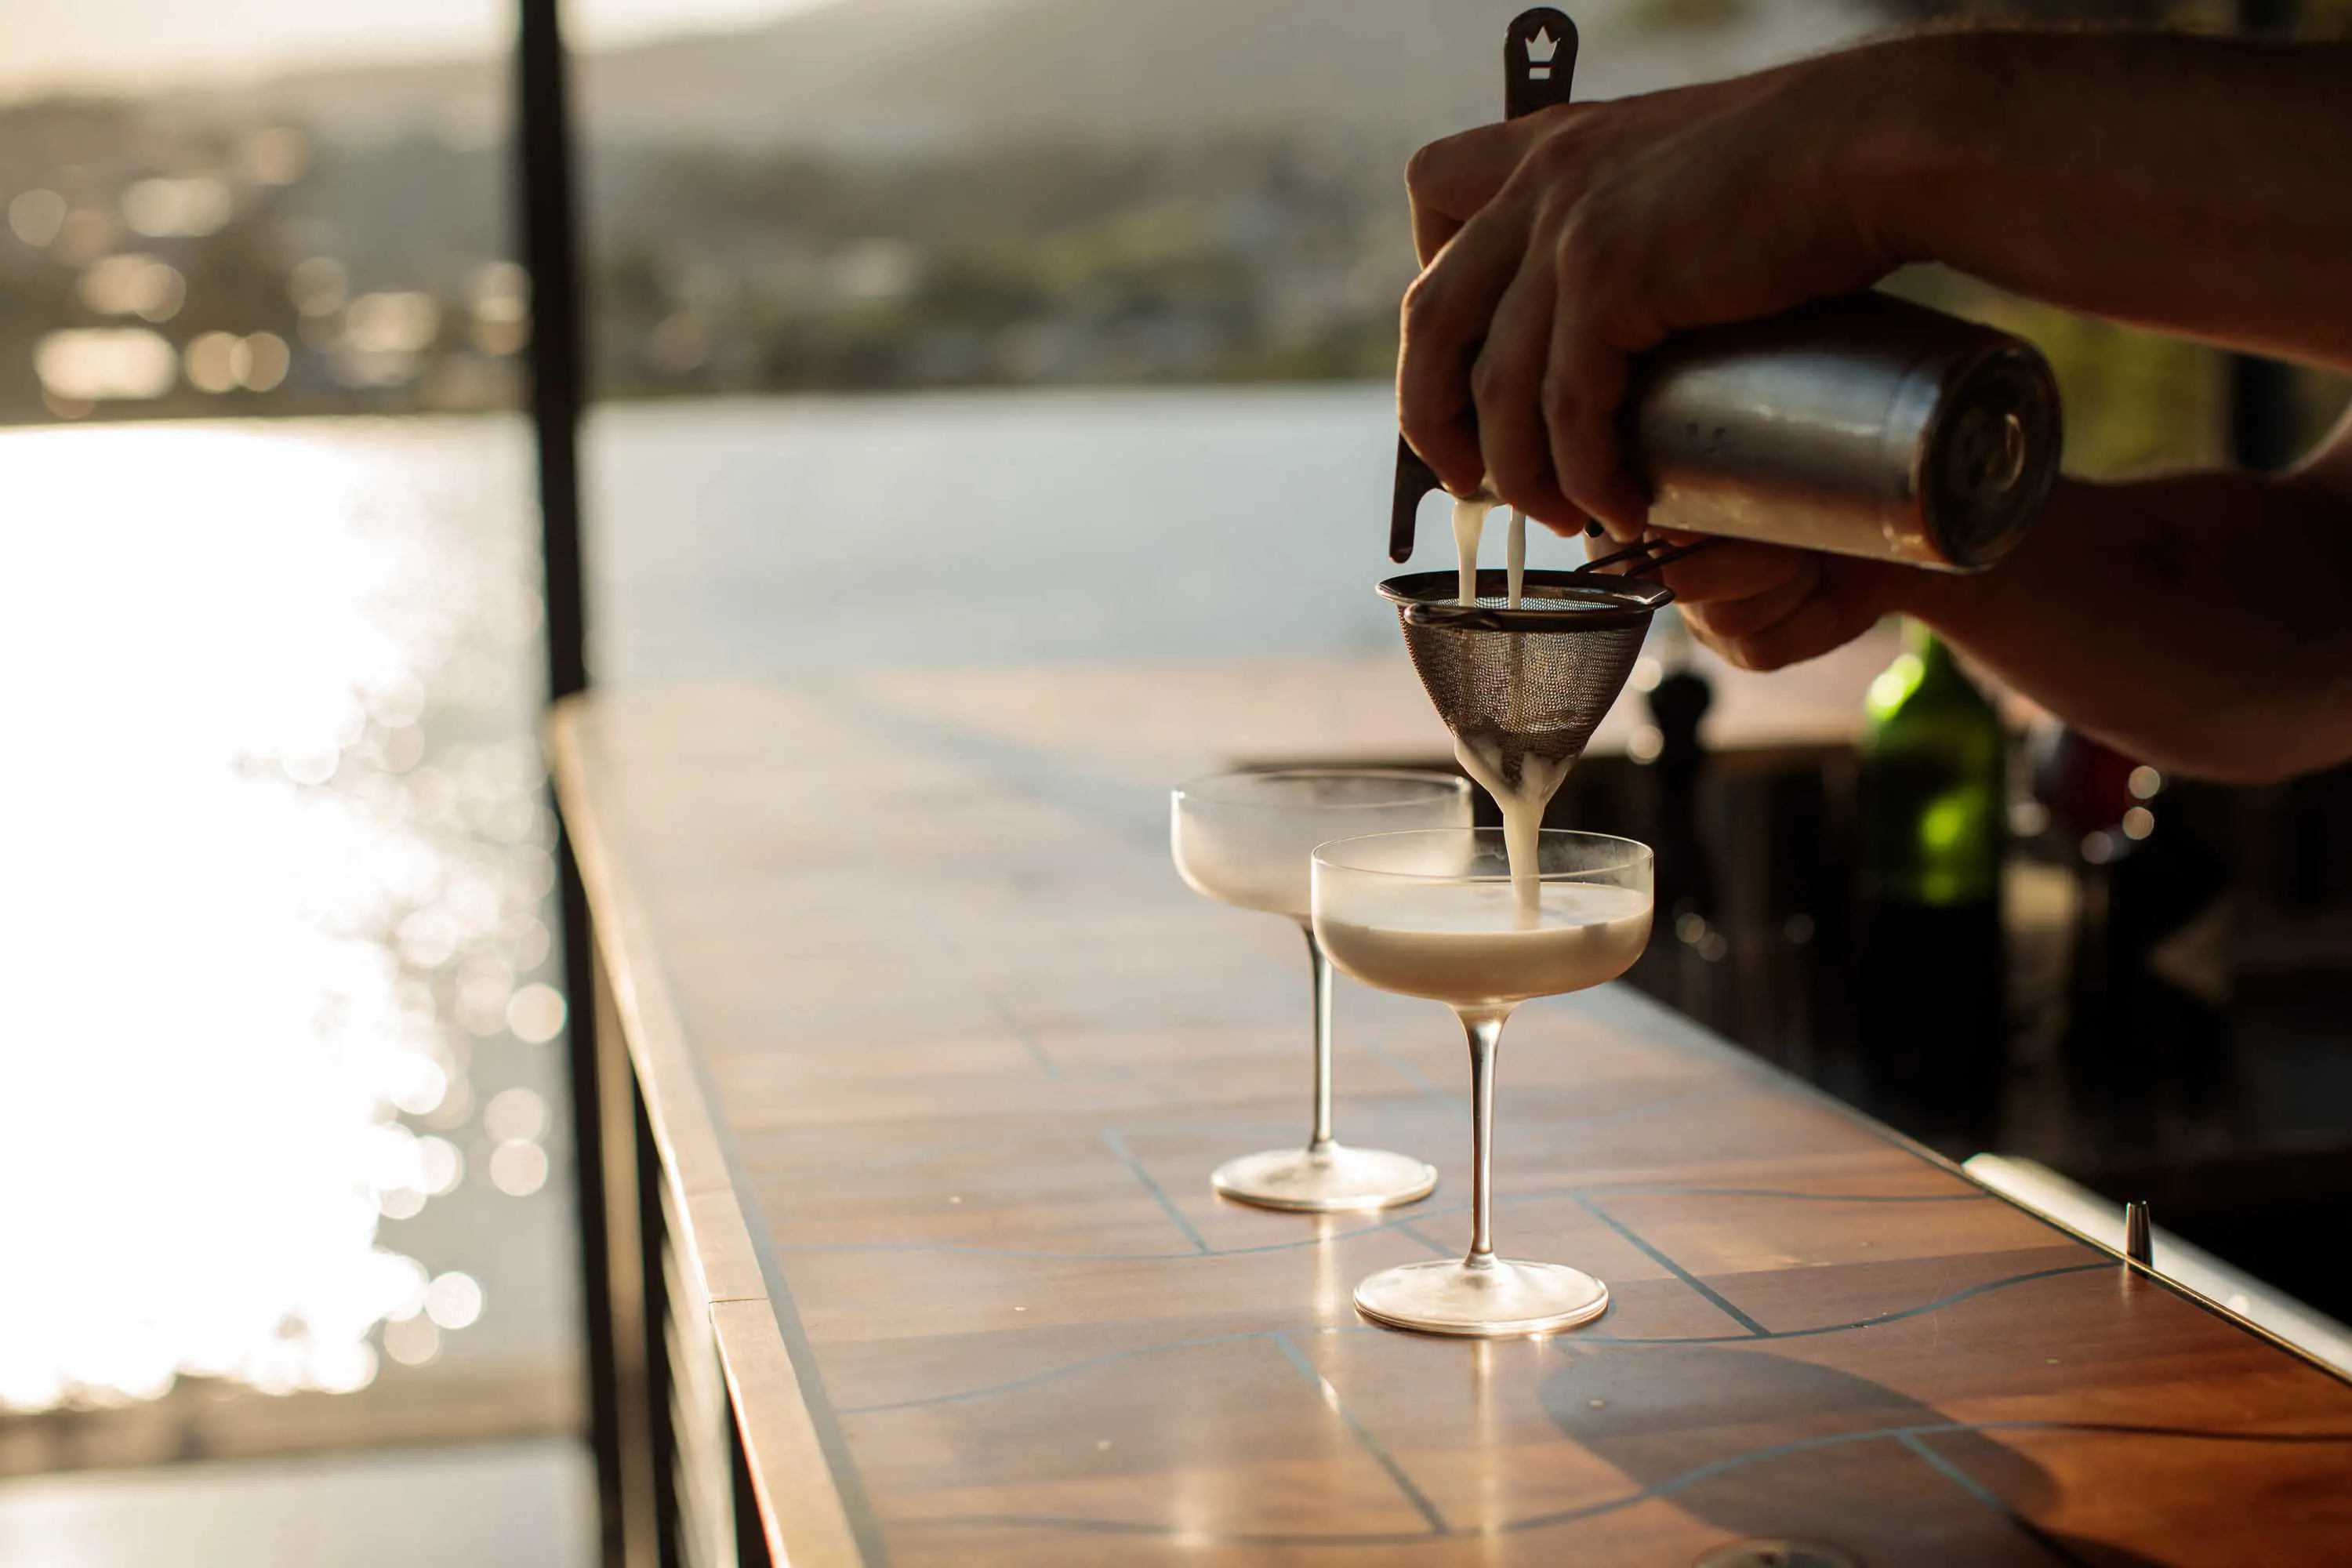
[192, 0, 1885, 151]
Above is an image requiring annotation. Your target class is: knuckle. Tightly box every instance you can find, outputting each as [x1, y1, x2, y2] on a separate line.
[1543, 346, 1628, 433]
[1399, 273, 1449, 332]
[1396, 401, 1445, 453]
[1403, 142, 1441, 194]
[1485, 444, 1544, 493]
[1525, 125, 1588, 181]
[1539, 378, 1588, 430]
[1396, 400, 1461, 465]
[1468, 352, 1508, 404]
[1546, 422, 1615, 485]
[1553, 210, 1610, 279]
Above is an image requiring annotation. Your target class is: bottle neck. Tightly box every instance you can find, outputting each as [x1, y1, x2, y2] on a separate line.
[1904, 617, 1954, 670]
[1892, 619, 1986, 713]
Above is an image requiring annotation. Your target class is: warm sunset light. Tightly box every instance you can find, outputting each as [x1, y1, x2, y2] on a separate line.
[0, 420, 554, 1411]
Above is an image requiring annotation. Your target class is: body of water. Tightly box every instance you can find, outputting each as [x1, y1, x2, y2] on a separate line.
[586, 382, 1585, 680]
[0, 383, 1550, 1424]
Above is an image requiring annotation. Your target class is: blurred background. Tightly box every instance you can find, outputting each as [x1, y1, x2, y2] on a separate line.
[2, 0, 2349, 1562]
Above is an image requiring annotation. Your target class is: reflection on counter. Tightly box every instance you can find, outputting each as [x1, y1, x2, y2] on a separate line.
[1517, 633, 2352, 1327]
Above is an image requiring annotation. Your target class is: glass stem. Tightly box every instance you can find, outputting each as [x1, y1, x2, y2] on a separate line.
[1304, 924, 1334, 1154]
[1461, 1009, 1508, 1269]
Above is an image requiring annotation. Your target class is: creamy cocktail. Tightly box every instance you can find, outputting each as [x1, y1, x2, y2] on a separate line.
[1171, 769, 1472, 1211]
[1313, 826, 1653, 1335]
[1317, 880, 1650, 1009]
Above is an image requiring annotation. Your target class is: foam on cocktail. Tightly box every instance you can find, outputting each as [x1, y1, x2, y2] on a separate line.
[1318, 880, 1650, 1009]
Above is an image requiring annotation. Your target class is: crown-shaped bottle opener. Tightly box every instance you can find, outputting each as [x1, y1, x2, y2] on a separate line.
[1390, 8, 1580, 563]
[1524, 24, 1562, 75]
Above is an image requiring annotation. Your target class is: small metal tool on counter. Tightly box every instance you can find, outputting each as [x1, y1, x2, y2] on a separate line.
[1391, 9, 2063, 575]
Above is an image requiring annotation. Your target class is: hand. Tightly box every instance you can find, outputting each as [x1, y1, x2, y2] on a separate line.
[1614, 531, 1905, 672]
[1398, 42, 1920, 535]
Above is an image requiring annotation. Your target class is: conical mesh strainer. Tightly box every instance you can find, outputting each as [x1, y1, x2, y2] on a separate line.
[1378, 568, 1672, 793]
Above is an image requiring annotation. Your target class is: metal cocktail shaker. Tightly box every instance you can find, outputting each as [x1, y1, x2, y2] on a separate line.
[1624, 290, 2062, 571]
[1388, 289, 2063, 573]
[1388, 9, 2065, 574]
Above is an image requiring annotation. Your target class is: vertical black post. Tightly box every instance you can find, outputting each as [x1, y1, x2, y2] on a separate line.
[515, 0, 612, 1560]
[520, 0, 588, 705]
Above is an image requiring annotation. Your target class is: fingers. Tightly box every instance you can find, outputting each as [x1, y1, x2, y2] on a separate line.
[1397, 203, 1535, 498]
[1404, 118, 1546, 266]
[1718, 583, 1886, 671]
[1472, 257, 1576, 527]
[1680, 560, 1896, 671]
[1542, 259, 1657, 535]
[1653, 538, 1808, 604]
[1682, 556, 1823, 645]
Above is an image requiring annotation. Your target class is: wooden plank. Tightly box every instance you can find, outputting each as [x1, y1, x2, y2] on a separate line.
[551, 671, 2352, 1566]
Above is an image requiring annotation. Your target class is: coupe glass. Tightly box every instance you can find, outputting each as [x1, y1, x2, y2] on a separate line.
[1171, 769, 1472, 1210]
[1312, 827, 1653, 1334]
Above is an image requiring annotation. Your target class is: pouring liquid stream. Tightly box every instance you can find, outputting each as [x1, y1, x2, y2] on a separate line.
[1448, 494, 1529, 611]
[1451, 736, 1570, 929]
[1449, 488, 1556, 927]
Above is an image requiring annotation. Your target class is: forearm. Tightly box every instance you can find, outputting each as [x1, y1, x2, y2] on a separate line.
[1889, 464, 2352, 782]
[1864, 31, 2352, 370]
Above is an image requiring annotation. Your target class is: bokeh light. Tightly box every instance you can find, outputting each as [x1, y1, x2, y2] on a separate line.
[489, 1141, 550, 1198]
[0, 419, 561, 1411]
[506, 984, 565, 1045]
[120, 176, 234, 239]
[425, 1272, 485, 1331]
[76, 252, 186, 321]
[382, 1316, 440, 1367]
[9, 188, 68, 248]
[483, 1087, 549, 1143]
[35, 328, 178, 401]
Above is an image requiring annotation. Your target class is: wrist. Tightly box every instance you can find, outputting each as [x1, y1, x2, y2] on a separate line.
[1831, 32, 2016, 270]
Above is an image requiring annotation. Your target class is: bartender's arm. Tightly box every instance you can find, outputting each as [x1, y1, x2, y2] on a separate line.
[1396, 27, 2352, 783]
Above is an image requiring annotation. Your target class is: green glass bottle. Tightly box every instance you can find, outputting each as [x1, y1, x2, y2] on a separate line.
[1860, 621, 2006, 906]
[1853, 619, 2008, 1150]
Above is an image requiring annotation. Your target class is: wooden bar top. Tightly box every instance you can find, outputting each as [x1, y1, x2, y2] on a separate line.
[550, 659, 2352, 1566]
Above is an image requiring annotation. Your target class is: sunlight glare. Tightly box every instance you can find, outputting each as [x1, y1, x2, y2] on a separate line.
[0, 418, 551, 1409]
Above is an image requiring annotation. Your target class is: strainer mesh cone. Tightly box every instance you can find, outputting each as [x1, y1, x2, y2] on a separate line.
[1382, 569, 1664, 793]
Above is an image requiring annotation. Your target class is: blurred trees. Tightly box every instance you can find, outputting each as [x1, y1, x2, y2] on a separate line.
[1, 0, 2344, 451]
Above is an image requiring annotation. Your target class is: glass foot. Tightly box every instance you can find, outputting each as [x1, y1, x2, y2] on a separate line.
[1210, 1144, 1436, 1213]
[1354, 1257, 1609, 1337]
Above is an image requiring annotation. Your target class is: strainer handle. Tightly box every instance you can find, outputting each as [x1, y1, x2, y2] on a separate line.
[1390, 438, 1442, 564]
[1505, 9, 1579, 121]
[1583, 534, 1722, 579]
[1389, 10, 1583, 564]
[1629, 538, 1714, 576]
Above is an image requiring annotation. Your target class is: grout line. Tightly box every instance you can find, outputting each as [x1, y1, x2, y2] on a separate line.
[989, 996, 1062, 1077]
[1098, 1128, 1210, 1253]
[1897, 1430, 2094, 1566]
[1271, 1332, 1450, 1537]
[1391, 1218, 1457, 1259]
[1574, 1193, 1770, 1337]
